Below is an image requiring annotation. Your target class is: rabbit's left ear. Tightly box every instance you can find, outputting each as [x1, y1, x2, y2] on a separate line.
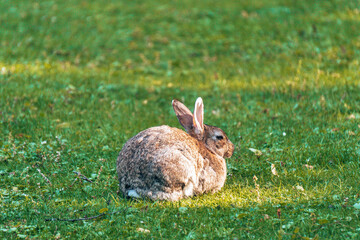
[172, 99, 194, 132]
[193, 97, 204, 135]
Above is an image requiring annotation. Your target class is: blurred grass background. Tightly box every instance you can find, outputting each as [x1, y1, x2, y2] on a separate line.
[1, 0, 360, 239]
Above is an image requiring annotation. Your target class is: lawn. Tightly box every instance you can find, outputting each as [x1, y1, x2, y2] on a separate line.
[1, 0, 360, 239]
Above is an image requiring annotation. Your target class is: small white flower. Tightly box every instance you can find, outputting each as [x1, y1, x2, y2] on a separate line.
[249, 148, 263, 157]
[41, 141, 47, 145]
[282, 132, 286, 136]
[136, 228, 150, 233]
[271, 164, 278, 176]
[1, 67, 7, 75]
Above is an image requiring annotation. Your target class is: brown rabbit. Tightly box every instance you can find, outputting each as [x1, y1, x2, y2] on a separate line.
[116, 97, 234, 201]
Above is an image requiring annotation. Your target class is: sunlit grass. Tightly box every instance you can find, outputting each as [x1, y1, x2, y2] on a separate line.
[2, 60, 359, 91]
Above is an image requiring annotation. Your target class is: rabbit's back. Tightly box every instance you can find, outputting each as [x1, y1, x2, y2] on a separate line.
[116, 125, 203, 200]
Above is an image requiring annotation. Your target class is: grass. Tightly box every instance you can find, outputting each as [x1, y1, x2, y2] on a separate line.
[1, 0, 360, 239]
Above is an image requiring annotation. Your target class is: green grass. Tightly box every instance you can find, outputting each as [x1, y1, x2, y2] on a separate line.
[1, 0, 360, 239]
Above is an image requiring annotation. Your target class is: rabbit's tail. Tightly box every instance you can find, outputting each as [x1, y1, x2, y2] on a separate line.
[128, 189, 185, 201]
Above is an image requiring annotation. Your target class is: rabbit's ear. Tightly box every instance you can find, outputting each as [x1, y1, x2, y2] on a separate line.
[193, 97, 204, 135]
[172, 99, 194, 132]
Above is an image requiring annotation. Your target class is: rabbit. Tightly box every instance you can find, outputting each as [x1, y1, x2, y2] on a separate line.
[116, 97, 234, 201]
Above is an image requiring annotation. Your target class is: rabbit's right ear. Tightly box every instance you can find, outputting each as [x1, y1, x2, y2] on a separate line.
[193, 97, 204, 135]
[172, 99, 194, 132]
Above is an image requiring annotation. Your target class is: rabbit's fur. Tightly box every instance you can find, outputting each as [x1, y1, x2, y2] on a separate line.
[116, 97, 234, 201]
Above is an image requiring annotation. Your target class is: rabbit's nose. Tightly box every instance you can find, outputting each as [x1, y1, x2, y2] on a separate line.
[224, 140, 235, 158]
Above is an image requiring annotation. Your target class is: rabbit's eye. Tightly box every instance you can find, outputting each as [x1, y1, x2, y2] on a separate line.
[216, 135, 224, 140]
